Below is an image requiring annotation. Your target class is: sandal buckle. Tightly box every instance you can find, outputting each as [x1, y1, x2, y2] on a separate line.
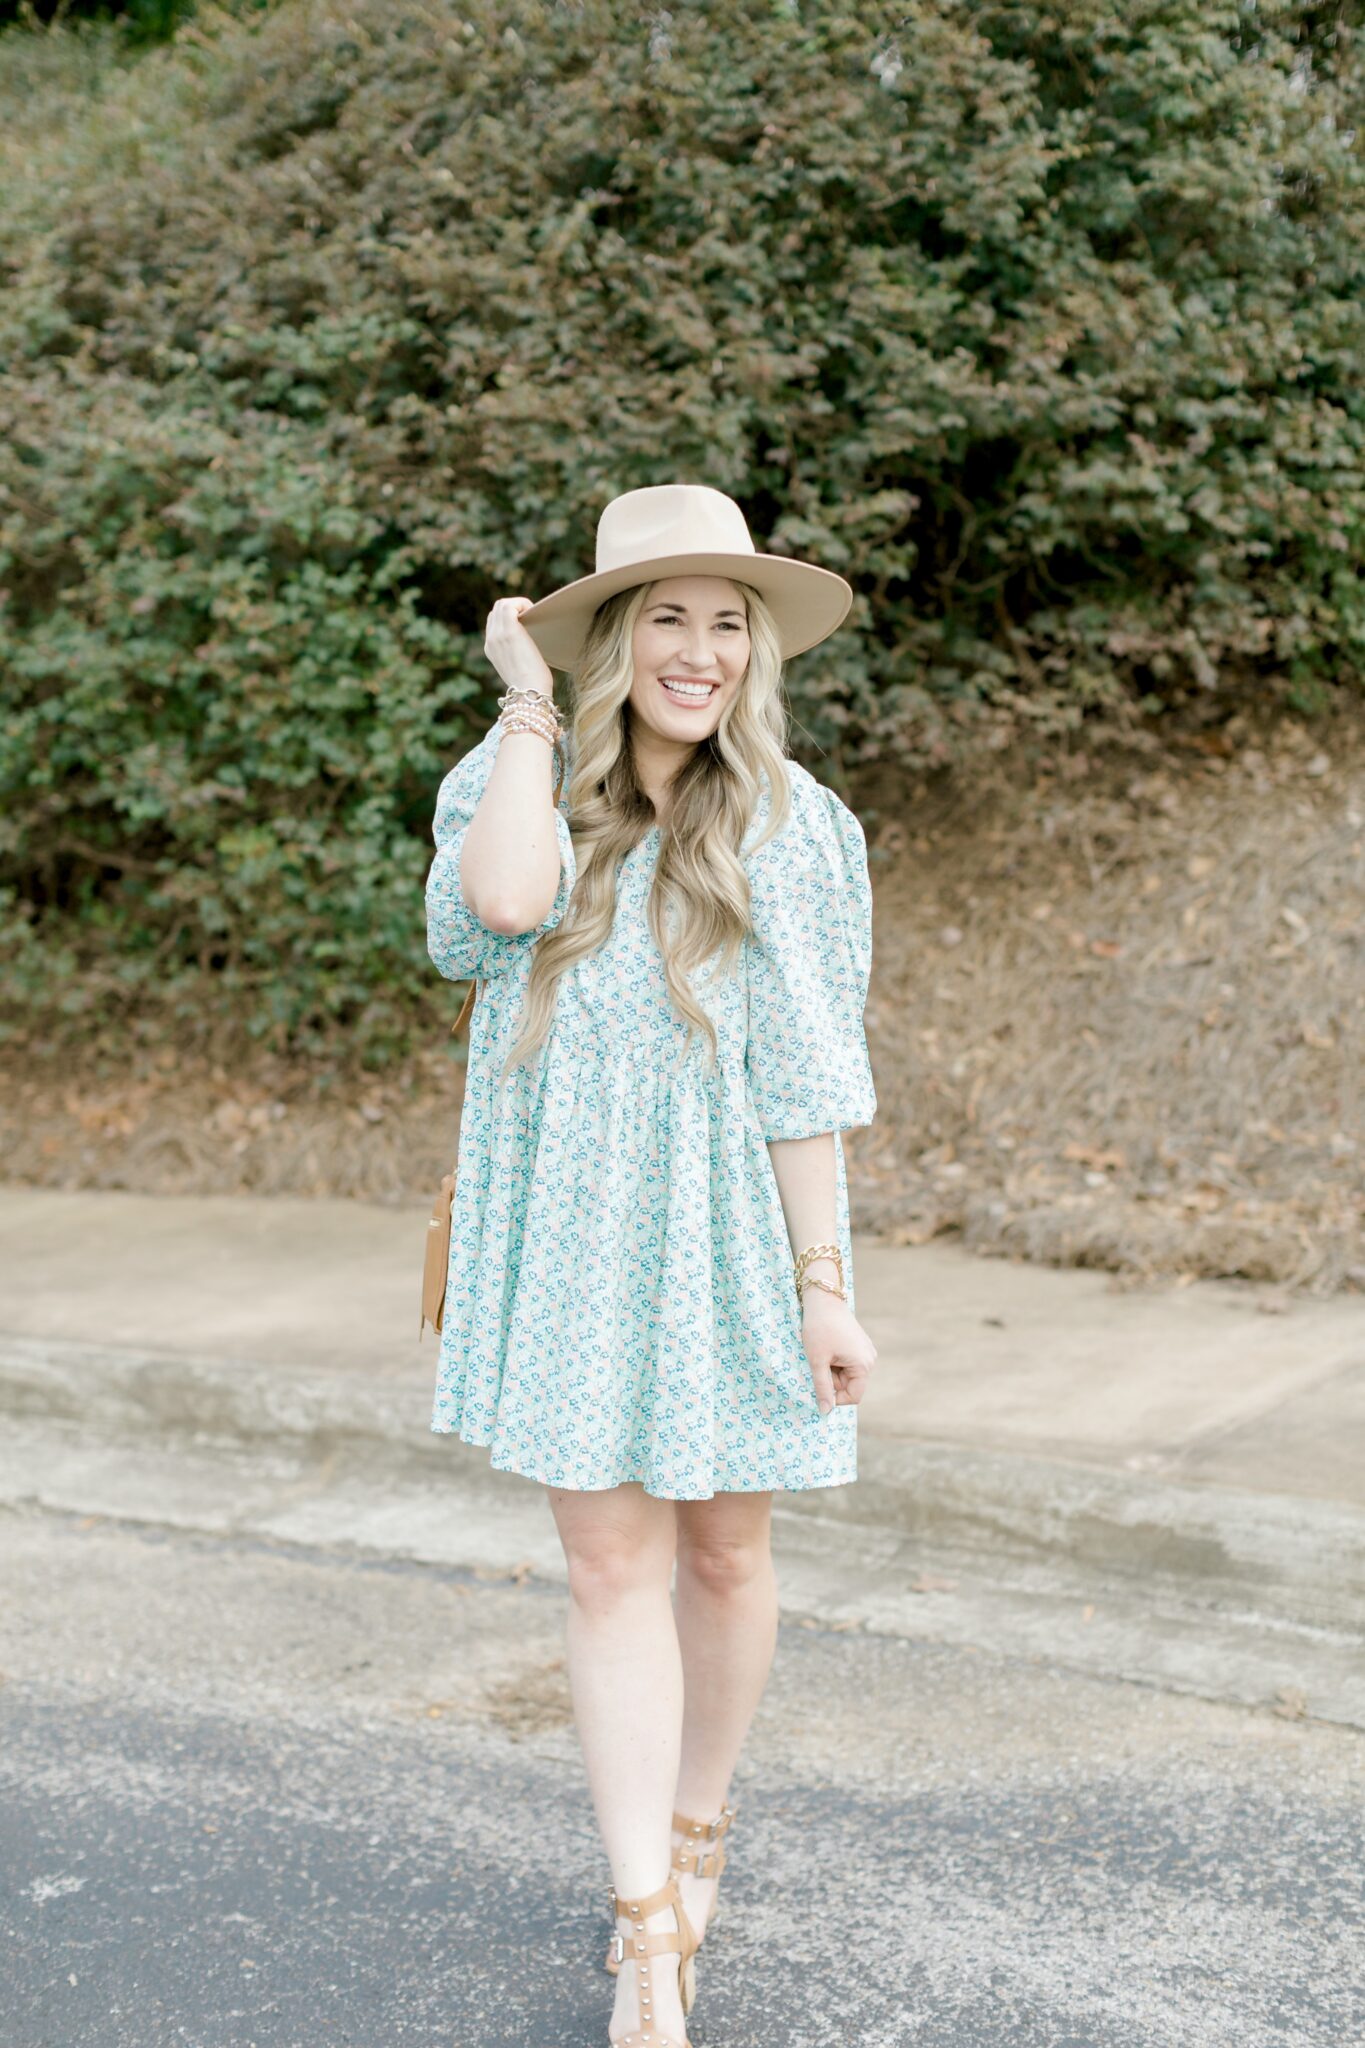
[609, 1931, 625, 1966]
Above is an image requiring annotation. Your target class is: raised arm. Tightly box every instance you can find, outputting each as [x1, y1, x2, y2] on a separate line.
[458, 596, 564, 936]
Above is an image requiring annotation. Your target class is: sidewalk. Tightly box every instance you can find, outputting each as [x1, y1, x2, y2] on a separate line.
[2, 1186, 1362, 1723]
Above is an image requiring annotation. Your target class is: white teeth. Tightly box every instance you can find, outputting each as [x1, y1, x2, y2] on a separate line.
[660, 679, 715, 700]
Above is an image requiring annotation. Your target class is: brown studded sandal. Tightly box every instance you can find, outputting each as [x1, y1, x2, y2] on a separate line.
[606, 1872, 695, 2046]
[670, 1800, 736, 1934]
[604, 1804, 735, 2013]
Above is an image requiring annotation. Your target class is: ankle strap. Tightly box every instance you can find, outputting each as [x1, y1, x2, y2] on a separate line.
[671, 1804, 736, 1840]
[606, 1872, 694, 1978]
[671, 1803, 736, 1880]
[608, 1874, 682, 1921]
[611, 1924, 683, 1967]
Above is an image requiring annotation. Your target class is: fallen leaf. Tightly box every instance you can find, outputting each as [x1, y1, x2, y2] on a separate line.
[1062, 1142, 1127, 1171]
[885, 1217, 947, 1246]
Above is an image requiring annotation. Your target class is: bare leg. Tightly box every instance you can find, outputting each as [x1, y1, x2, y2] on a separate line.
[671, 1491, 779, 1939]
[548, 1482, 687, 2042]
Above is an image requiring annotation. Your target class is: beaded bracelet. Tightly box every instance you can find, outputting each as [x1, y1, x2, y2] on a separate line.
[496, 685, 563, 748]
[500, 711, 560, 743]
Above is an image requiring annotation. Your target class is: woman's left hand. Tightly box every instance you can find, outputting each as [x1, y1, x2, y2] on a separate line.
[801, 1290, 877, 1416]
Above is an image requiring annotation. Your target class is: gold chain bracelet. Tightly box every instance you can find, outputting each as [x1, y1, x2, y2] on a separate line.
[794, 1240, 846, 1305]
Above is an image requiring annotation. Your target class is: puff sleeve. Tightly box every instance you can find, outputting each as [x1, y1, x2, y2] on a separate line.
[424, 727, 576, 982]
[743, 765, 878, 1141]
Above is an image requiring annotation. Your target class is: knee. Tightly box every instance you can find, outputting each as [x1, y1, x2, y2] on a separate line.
[563, 1532, 668, 1616]
[677, 1534, 770, 1601]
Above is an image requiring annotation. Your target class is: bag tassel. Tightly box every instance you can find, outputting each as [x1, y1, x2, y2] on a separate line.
[420, 972, 478, 1339]
[421, 1169, 458, 1339]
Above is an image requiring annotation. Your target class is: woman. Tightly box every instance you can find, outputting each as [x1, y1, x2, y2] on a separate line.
[424, 483, 878, 2048]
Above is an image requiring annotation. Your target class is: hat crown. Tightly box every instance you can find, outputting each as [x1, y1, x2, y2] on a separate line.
[596, 484, 756, 577]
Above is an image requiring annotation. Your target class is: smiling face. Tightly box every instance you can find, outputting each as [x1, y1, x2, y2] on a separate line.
[626, 576, 751, 752]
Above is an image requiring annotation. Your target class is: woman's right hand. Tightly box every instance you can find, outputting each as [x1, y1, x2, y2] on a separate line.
[485, 596, 557, 699]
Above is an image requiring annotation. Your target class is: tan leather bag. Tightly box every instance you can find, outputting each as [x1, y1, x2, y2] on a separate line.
[420, 744, 566, 1340]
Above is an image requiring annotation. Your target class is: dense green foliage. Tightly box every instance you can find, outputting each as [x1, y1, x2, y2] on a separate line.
[1, 0, 1361, 1060]
[0, 0, 191, 40]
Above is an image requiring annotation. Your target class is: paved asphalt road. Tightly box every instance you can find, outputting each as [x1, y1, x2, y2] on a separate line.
[2, 1503, 1361, 2048]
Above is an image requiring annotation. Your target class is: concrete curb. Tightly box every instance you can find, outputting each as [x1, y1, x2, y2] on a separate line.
[4, 1331, 1362, 1731]
[5, 1329, 1362, 1628]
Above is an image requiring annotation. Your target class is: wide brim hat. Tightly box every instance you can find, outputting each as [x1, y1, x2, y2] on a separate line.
[519, 483, 854, 674]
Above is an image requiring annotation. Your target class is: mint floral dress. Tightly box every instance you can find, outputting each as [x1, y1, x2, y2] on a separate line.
[424, 725, 877, 1501]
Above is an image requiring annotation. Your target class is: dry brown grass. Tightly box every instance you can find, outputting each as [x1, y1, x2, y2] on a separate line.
[4, 707, 1361, 1295]
[847, 704, 1363, 1295]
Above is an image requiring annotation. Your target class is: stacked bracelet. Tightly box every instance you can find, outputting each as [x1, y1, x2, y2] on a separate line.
[497, 685, 564, 749]
[794, 1241, 847, 1305]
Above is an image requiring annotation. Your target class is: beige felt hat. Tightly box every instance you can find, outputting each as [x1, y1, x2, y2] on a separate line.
[519, 483, 854, 673]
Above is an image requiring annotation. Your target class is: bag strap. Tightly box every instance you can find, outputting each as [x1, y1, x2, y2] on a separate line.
[448, 737, 567, 1040]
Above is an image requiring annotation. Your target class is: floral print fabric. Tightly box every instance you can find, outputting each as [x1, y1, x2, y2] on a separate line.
[424, 725, 877, 1500]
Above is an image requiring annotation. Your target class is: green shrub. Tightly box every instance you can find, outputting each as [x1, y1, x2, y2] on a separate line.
[0, 0, 197, 44]
[1, 0, 1361, 1060]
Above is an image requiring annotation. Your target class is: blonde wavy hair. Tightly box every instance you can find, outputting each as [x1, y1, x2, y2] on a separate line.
[498, 576, 794, 1085]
